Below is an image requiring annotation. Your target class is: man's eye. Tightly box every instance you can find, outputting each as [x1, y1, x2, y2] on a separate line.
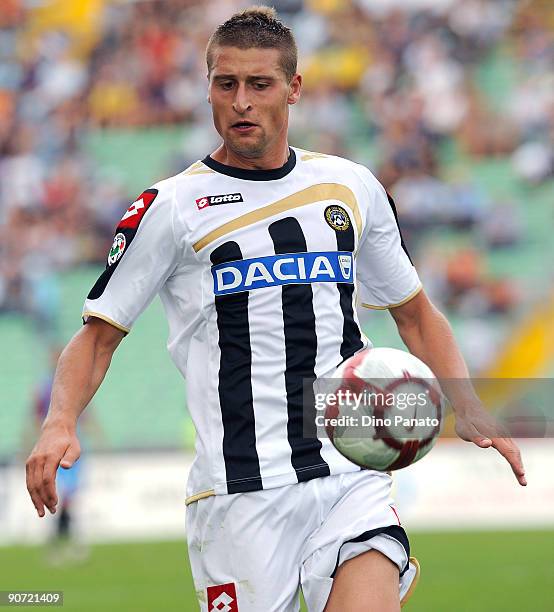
[253, 82, 269, 90]
[220, 82, 234, 90]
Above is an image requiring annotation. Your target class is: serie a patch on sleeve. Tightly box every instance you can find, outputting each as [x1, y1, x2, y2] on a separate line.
[87, 188, 159, 300]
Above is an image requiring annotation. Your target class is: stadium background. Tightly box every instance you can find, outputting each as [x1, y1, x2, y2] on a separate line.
[0, 0, 553, 610]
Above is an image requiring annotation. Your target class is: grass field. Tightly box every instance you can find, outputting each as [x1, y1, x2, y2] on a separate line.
[1, 531, 553, 611]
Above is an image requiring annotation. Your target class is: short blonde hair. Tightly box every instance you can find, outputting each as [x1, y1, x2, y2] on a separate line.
[206, 6, 298, 82]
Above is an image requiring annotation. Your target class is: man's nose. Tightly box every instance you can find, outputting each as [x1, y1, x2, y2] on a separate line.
[233, 83, 252, 114]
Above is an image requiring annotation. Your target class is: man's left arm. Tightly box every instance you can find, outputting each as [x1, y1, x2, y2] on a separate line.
[389, 289, 527, 486]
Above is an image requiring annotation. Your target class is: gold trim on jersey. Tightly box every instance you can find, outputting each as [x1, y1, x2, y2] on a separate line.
[301, 154, 328, 161]
[296, 147, 329, 162]
[361, 284, 423, 310]
[185, 489, 215, 506]
[82, 311, 130, 334]
[187, 169, 216, 176]
[182, 161, 202, 174]
[182, 161, 215, 176]
[193, 183, 361, 252]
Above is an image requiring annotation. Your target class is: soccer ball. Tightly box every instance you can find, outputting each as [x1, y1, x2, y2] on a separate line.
[322, 347, 444, 471]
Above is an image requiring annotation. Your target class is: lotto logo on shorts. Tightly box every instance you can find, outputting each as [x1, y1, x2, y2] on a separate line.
[207, 583, 238, 612]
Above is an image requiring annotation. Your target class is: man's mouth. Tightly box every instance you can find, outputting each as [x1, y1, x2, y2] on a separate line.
[231, 121, 257, 132]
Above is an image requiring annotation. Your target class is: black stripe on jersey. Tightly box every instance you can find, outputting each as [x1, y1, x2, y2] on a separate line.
[335, 218, 364, 361]
[269, 217, 331, 482]
[386, 192, 413, 264]
[210, 241, 262, 494]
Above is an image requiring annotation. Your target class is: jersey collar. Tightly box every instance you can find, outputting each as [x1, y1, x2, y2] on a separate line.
[201, 148, 296, 181]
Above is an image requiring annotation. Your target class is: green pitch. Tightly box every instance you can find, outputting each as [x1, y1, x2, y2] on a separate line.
[0, 531, 552, 611]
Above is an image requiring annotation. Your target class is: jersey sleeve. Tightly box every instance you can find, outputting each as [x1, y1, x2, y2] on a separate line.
[82, 179, 181, 333]
[354, 166, 422, 309]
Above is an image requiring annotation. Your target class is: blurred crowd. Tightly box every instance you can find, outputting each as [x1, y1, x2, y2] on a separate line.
[0, 0, 553, 363]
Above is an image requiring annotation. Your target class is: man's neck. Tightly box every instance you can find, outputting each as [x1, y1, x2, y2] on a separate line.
[210, 142, 290, 170]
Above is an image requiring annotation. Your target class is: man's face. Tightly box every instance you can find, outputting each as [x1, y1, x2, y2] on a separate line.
[208, 46, 301, 159]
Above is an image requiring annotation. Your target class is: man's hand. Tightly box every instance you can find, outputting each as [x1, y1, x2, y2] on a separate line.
[454, 405, 527, 487]
[390, 291, 527, 488]
[26, 421, 81, 517]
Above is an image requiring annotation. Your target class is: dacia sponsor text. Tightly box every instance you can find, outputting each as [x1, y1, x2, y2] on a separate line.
[212, 251, 354, 296]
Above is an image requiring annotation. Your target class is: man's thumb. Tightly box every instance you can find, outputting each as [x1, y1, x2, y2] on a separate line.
[473, 435, 492, 448]
[60, 446, 80, 469]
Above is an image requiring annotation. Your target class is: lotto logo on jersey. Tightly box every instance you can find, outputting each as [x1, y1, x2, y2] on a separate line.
[207, 583, 238, 612]
[196, 193, 244, 209]
[212, 251, 354, 296]
[118, 189, 158, 230]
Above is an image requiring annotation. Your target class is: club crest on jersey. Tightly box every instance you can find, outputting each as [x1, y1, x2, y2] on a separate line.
[325, 205, 350, 231]
[212, 251, 354, 296]
[107, 233, 126, 266]
[196, 193, 244, 210]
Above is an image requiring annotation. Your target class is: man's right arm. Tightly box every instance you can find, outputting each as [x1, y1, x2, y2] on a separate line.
[26, 317, 124, 517]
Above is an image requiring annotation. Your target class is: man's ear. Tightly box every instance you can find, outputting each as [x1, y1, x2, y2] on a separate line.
[287, 73, 302, 105]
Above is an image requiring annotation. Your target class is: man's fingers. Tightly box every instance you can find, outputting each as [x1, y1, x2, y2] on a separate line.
[41, 457, 60, 512]
[456, 410, 527, 487]
[491, 437, 527, 486]
[35, 456, 53, 515]
[25, 431, 80, 518]
[26, 458, 45, 518]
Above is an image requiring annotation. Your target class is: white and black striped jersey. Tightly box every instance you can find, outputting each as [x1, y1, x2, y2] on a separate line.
[83, 147, 422, 503]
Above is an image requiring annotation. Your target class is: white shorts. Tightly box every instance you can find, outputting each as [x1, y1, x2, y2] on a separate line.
[186, 470, 417, 612]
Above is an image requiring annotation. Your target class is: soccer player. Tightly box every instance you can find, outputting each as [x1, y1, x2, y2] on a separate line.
[26, 7, 526, 611]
